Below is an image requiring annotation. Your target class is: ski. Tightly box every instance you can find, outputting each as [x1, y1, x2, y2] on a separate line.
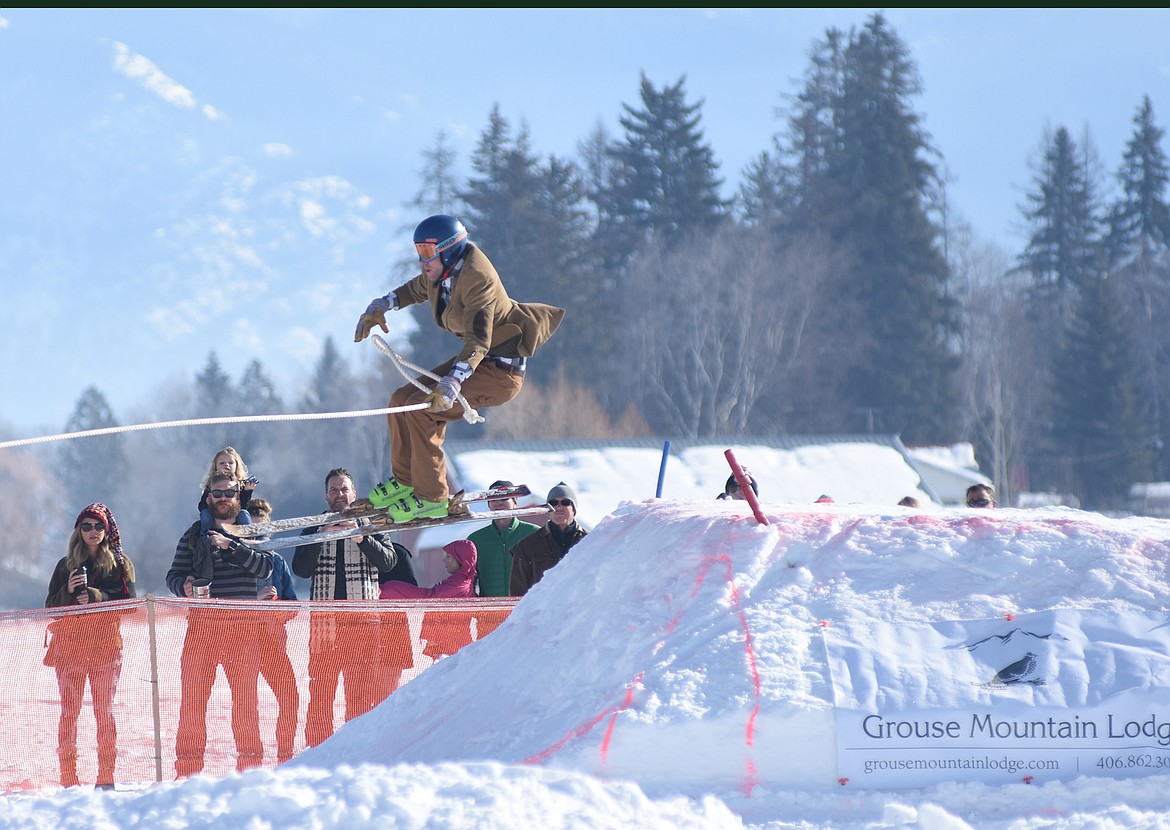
[225, 484, 532, 537]
[245, 505, 552, 552]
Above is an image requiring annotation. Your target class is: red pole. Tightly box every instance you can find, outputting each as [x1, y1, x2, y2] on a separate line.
[725, 449, 769, 526]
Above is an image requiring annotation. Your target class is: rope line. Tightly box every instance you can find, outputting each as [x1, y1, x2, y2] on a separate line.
[1, 337, 489, 451]
[0, 403, 431, 450]
[370, 334, 485, 425]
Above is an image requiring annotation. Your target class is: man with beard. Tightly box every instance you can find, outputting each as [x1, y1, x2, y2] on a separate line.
[166, 471, 275, 777]
[292, 467, 416, 747]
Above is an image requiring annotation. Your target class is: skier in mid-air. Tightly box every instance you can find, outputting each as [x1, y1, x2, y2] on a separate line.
[354, 214, 564, 522]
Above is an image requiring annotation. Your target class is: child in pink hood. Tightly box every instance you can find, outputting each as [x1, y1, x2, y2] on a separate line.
[380, 540, 477, 599]
[381, 540, 479, 660]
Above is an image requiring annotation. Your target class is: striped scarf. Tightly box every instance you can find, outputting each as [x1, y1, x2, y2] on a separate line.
[309, 536, 380, 600]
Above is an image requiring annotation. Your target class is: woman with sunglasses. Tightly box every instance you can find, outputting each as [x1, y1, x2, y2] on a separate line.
[44, 503, 137, 789]
[353, 214, 565, 524]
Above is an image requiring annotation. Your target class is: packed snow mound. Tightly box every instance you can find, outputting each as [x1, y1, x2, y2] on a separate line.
[290, 499, 1170, 794]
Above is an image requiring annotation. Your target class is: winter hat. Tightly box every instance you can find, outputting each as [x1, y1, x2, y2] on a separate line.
[443, 539, 478, 570]
[489, 479, 514, 489]
[547, 482, 577, 506]
[815, 495, 835, 504]
[724, 473, 759, 497]
[73, 502, 123, 557]
[75, 506, 108, 531]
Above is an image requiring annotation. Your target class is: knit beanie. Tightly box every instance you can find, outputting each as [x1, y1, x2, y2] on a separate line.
[724, 473, 759, 497]
[547, 482, 577, 506]
[73, 502, 124, 557]
[489, 479, 514, 489]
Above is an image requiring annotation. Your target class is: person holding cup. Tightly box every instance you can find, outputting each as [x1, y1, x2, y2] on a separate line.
[44, 503, 136, 789]
[165, 471, 275, 778]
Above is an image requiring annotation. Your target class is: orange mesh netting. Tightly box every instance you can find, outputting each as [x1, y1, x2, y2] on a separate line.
[0, 597, 515, 790]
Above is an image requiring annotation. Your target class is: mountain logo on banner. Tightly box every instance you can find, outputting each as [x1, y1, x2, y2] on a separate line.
[945, 626, 1067, 689]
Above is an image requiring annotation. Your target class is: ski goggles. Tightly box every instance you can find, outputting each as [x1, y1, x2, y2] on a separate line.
[414, 229, 467, 263]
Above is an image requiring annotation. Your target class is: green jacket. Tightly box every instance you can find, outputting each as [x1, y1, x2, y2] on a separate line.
[467, 518, 540, 597]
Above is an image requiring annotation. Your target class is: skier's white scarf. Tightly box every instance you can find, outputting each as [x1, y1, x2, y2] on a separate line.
[310, 535, 380, 600]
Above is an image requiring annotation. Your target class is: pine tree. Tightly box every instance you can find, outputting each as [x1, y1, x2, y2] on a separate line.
[783, 13, 959, 442]
[1104, 96, 1170, 478]
[237, 359, 283, 415]
[301, 337, 352, 414]
[736, 149, 793, 226]
[1019, 126, 1102, 303]
[600, 73, 729, 269]
[234, 359, 284, 457]
[409, 130, 461, 218]
[298, 337, 367, 479]
[194, 352, 234, 418]
[1048, 273, 1151, 507]
[459, 106, 595, 389]
[1105, 96, 1170, 264]
[189, 352, 238, 452]
[57, 386, 128, 509]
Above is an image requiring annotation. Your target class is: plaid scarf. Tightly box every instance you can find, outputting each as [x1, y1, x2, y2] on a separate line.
[310, 535, 380, 600]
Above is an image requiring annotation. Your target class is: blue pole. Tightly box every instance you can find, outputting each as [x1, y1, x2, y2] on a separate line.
[656, 440, 671, 497]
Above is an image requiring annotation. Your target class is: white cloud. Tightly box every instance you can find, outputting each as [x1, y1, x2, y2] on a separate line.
[0, 15, 10, 29]
[382, 109, 401, 122]
[111, 42, 223, 122]
[263, 143, 296, 158]
[285, 326, 324, 364]
[112, 42, 194, 108]
[232, 319, 267, 354]
[299, 199, 333, 238]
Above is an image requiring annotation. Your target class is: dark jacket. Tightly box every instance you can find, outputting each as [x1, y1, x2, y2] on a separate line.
[293, 521, 401, 600]
[45, 554, 136, 607]
[44, 553, 136, 667]
[166, 520, 274, 599]
[509, 521, 588, 597]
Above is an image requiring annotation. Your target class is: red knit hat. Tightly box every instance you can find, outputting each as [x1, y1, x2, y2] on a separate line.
[75, 506, 108, 531]
[73, 502, 123, 557]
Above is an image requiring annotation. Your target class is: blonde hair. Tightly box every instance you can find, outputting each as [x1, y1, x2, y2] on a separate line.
[200, 446, 250, 492]
[67, 528, 117, 578]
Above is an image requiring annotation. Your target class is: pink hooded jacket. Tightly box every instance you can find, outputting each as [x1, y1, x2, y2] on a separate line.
[380, 540, 477, 599]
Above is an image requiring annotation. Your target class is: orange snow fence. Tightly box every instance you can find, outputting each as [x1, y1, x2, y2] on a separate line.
[0, 597, 515, 790]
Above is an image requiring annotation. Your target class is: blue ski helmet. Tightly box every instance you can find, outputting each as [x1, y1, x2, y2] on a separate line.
[413, 214, 469, 268]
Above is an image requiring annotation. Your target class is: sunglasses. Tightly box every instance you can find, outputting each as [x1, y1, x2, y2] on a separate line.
[548, 499, 574, 507]
[210, 488, 240, 499]
[967, 498, 992, 508]
[79, 522, 105, 533]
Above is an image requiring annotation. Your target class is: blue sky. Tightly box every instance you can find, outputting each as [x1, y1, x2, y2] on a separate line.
[2, 9, 1168, 437]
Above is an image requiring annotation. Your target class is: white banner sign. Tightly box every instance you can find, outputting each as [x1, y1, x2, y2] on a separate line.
[823, 608, 1170, 788]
